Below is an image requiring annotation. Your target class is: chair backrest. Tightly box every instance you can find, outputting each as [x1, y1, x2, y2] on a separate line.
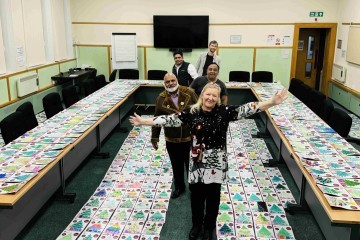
[307, 89, 326, 114]
[229, 71, 250, 82]
[0, 111, 28, 144]
[83, 78, 97, 97]
[328, 108, 352, 137]
[109, 69, 118, 82]
[94, 74, 107, 90]
[119, 69, 139, 80]
[42, 92, 64, 119]
[288, 78, 303, 95]
[86, 68, 97, 79]
[16, 101, 38, 131]
[147, 70, 167, 80]
[297, 83, 311, 104]
[62, 85, 79, 108]
[318, 98, 334, 122]
[251, 71, 273, 83]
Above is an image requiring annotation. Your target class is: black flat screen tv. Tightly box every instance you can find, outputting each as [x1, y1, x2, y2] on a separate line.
[153, 15, 209, 49]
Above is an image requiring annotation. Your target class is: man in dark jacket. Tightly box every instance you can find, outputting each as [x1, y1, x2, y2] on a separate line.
[151, 73, 198, 198]
[172, 51, 198, 87]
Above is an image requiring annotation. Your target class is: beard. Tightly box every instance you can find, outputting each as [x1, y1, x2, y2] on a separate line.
[164, 82, 179, 94]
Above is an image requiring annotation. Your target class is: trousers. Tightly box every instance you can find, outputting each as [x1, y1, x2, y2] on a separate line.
[189, 182, 221, 230]
[166, 141, 190, 190]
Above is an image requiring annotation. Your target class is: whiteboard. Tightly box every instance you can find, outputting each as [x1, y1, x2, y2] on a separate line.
[346, 26, 360, 65]
[111, 33, 138, 69]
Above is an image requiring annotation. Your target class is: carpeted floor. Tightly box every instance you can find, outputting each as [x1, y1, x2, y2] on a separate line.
[14, 109, 328, 240]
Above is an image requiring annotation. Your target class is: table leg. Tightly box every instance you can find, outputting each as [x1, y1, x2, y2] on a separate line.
[286, 175, 309, 214]
[94, 125, 110, 158]
[57, 158, 76, 203]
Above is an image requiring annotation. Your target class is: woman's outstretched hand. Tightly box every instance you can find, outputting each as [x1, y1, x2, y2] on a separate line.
[272, 88, 288, 105]
[129, 112, 142, 126]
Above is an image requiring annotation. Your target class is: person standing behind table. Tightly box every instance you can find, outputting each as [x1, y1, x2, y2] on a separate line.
[190, 63, 228, 105]
[130, 83, 288, 240]
[172, 51, 198, 87]
[151, 73, 198, 199]
[195, 40, 221, 76]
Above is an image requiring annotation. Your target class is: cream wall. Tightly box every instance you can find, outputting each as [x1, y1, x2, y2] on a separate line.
[70, 0, 340, 46]
[334, 0, 360, 92]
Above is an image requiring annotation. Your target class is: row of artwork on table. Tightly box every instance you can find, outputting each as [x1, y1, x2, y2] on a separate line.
[251, 83, 360, 211]
[57, 114, 297, 239]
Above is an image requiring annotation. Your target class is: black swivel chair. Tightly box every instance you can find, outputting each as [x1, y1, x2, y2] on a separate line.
[118, 69, 139, 80]
[16, 102, 38, 132]
[251, 71, 273, 83]
[62, 85, 80, 108]
[109, 69, 118, 82]
[318, 98, 334, 123]
[297, 83, 312, 104]
[83, 78, 97, 97]
[94, 75, 107, 90]
[147, 70, 167, 80]
[0, 111, 28, 144]
[306, 89, 326, 114]
[42, 92, 64, 119]
[288, 78, 303, 96]
[229, 71, 250, 82]
[328, 108, 352, 138]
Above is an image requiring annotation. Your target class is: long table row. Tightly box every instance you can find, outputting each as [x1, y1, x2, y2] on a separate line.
[0, 80, 359, 240]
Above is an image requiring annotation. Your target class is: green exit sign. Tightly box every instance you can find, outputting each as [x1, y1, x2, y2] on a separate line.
[310, 11, 324, 17]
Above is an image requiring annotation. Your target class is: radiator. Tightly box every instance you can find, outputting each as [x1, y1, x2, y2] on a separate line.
[332, 64, 346, 83]
[17, 74, 39, 97]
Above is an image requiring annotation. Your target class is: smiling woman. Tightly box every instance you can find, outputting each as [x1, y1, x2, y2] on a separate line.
[130, 83, 288, 240]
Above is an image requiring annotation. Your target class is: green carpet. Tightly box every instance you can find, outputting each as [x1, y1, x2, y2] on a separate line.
[15, 111, 326, 240]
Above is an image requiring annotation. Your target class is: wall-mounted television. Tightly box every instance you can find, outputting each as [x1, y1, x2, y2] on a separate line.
[153, 15, 209, 50]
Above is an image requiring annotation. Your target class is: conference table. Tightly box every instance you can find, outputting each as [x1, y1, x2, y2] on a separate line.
[0, 80, 358, 240]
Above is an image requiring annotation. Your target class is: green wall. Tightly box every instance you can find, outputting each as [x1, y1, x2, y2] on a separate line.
[219, 48, 254, 81]
[77, 46, 109, 80]
[255, 48, 292, 88]
[0, 79, 9, 105]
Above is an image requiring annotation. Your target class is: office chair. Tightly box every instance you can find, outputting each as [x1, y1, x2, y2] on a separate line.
[118, 69, 139, 80]
[86, 68, 97, 79]
[0, 111, 28, 144]
[16, 101, 38, 132]
[109, 69, 118, 82]
[318, 98, 334, 123]
[251, 71, 273, 83]
[297, 83, 312, 104]
[288, 78, 303, 97]
[147, 70, 167, 80]
[328, 108, 352, 138]
[62, 85, 80, 108]
[306, 89, 326, 114]
[94, 75, 107, 90]
[42, 92, 64, 119]
[229, 71, 250, 82]
[83, 78, 97, 97]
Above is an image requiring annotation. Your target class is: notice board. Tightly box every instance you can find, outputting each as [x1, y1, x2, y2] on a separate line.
[111, 33, 138, 69]
[346, 26, 360, 65]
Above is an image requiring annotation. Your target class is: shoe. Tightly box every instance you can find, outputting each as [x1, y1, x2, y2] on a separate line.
[189, 225, 201, 240]
[202, 228, 213, 240]
[171, 188, 184, 199]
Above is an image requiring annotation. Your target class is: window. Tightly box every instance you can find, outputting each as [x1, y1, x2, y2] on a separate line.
[0, 18, 6, 74]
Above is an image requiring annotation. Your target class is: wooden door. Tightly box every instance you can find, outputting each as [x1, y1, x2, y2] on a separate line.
[295, 29, 321, 88]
